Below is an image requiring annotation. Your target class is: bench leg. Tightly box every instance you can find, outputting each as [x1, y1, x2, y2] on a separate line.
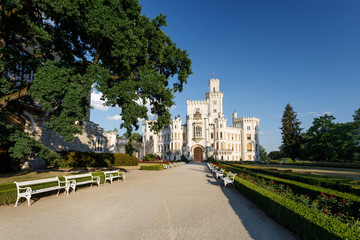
[15, 197, 20, 207]
[26, 195, 31, 207]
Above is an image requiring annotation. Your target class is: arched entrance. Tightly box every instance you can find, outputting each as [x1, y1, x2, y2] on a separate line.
[194, 147, 203, 162]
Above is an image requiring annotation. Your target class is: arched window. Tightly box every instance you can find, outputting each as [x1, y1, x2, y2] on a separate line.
[247, 143, 252, 152]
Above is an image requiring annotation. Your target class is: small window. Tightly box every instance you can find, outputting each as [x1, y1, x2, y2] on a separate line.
[213, 87, 215, 92]
[211, 133, 214, 139]
[247, 126, 251, 130]
[213, 109, 217, 113]
[195, 126, 201, 136]
[247, 134, 251, 140]
[220, 132, 223, 138]
[247, 143, 252, 152]
[150, 136, 153, 141]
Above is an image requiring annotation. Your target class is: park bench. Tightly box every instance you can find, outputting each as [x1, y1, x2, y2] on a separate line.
[14, 177, 69, 207]
[64, 173, 100, 194]
[103, 170, 125, 184]
[163, 164, 168, 169]
[222, 172, 237, 187]
[215, 168, 225, 179]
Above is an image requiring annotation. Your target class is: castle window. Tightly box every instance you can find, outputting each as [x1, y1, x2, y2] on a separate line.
[213, 109, 216, 113]
[150, 136, 153, 141]
[213, 87, 215, 92]
[183, 133, 186, 139]
[211, 133, 214, 139]
[94, 137, 105, 153]
[220, 132, 222, 138]
[247, 143, 252, 152]
[247, 134, 251, 140]
[195, 126, 201, 136]
[247, 126, 251, 130]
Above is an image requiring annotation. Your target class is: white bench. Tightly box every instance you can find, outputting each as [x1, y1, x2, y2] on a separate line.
[215, 168, 225, 179]
[103, 170, 125, 184]
[14, 177, 69, 207]
[64, 173, 100, 193]
[222, 172, 237, 187]
[163, 164, 168, 169]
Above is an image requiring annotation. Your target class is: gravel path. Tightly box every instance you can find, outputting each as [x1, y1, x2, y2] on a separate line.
[0, 163, 299, 240]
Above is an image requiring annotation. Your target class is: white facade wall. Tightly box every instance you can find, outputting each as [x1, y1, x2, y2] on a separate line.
[142, 78, 260, 161]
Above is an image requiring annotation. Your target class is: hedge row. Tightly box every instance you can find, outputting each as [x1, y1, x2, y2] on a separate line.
[59, 151, 138, 168]
[0, 171, 121, 205]
[283, 162, 360, 169]
[232, 175, 360, 239]
[140, 164, 164, 171]
[220, 164, 360, 218]
[228, 164, 360, 195]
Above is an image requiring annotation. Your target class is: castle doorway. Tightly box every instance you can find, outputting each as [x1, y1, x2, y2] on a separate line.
[194, 147, 203, 162]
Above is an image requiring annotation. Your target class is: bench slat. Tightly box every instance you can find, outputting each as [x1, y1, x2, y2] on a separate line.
[15, 177, 60, 187]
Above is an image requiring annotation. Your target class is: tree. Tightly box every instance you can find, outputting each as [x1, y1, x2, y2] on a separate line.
[125, 140, 136, 157]
[303, 114, 336, 161]
[353, 107, 360, 121]
[280, 104, 302, 160]
[259, 145, 268, 162]
[0, 0, 192, 141]
[268, 151, 283, 160]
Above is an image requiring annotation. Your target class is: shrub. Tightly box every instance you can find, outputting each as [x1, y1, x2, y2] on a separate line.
[233, 176, 360, 239]
[181, 155, 189, 163]
[207, 155, 215, 163]
[140, 164, 163, 171]
[58, 151, 138, 168]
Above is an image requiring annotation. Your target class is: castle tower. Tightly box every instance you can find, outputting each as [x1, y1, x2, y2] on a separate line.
[206, 78, 223, 119]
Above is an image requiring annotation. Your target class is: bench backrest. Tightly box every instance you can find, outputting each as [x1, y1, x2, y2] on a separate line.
[14, 177, 60, 187]
[103, 170, 119, 175]
[64, 173, 92, 180]
[228, 172, 237, 180]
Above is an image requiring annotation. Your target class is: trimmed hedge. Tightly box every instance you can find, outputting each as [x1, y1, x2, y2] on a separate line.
[140, 164, 164, 171]
[220, 164, 360, 218]
[59, 151, 138, 168]
[233, 175, 360, 239]
[228, 164, 360, 195]
[284, 162, 360, 169]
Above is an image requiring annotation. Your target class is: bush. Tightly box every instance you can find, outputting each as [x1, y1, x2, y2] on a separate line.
[233, 176, 360, 239]
[181, 155, 189, 163]
[58, 151, 138, 168]
[207, 155, 215, 163]
[140, 164, 163, 171]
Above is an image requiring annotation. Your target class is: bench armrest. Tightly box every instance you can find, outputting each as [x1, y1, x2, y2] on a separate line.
[18, 187, 32, 194]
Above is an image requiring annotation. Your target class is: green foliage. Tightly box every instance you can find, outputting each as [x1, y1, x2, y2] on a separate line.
[232, 176, 360, 239]
[140, 164, 163, 171]
[259, 145, 268, 161]
[280, 104, 302, 160]
[267, 151, 283, 160]
[59, 151, 138, 168]
[353, 108, 360, 121]
[1, 0, 192, 141]
[125, 141, 136, 156]
[142, 153, 160, 161]
[0, 112, 60, 172]
[180, 155, 189, 163]
[207, 155, 215, 163]
[301, 114, 360, 161]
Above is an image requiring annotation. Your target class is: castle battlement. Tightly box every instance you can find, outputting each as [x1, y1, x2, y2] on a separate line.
[186, 99, 209, 105]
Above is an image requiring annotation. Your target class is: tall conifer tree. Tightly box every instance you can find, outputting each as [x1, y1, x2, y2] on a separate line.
[280, 104, 302, 160]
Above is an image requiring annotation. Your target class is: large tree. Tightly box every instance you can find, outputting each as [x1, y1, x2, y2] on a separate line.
[302, 114, 336, 161]
[0, 0, 192, 142]
[353, 107, 360, 121]
[280, 103, 302, 160]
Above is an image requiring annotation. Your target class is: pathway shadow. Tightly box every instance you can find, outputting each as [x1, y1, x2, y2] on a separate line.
[201, 163, 300, 240]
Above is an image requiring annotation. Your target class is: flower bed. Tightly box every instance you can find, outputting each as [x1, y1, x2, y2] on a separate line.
[215, 163, 360, 239]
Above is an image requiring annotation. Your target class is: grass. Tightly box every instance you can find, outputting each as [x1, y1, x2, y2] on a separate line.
[266, 165, 360, 181]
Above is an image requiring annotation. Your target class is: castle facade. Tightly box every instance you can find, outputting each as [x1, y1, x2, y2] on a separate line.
[142, 78, 260, 162]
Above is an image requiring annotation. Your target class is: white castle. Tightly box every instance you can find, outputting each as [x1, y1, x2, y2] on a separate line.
[142, 78, 260, 162]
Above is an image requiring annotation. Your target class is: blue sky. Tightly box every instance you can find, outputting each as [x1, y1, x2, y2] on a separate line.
[90, 0, 360, 153]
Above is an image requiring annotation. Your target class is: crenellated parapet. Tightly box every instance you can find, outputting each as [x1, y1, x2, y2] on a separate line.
[186, 99, 209, 106]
